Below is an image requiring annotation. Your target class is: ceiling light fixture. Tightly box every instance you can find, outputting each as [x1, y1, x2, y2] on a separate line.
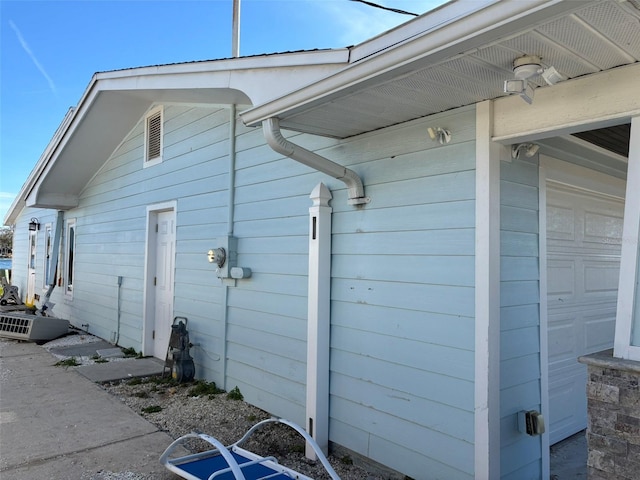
[513, 55, 544, 80]
[504, 55, 565, 104]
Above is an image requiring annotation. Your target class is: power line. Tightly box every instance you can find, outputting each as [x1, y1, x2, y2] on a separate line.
[349, 0, 419, 17]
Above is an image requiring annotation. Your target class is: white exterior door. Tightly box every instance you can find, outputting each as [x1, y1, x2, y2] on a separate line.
[152, 210, 175, 359]
[546, 181, 623, 444]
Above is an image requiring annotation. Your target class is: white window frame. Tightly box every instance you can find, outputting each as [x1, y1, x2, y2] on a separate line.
[43, 223, 52, 288]
[28, 229, 37, 271]
[64, 219, 76, 297]
[143, 105, 164, 168]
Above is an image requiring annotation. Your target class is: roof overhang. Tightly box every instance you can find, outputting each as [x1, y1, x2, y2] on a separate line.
[4, 50, 349, 225]
[241, 0, 640, 139]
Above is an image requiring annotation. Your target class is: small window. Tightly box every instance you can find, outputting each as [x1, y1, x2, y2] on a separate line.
[144, 106, 163, 166]
[28, 230, 37, 271]
[44, 224, 52, 287]
[65, 219, 76, 296]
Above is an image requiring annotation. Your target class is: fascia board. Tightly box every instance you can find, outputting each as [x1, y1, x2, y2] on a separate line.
[492, 62, 640, 143]
[348, 0, 498, 63]
[96, 49, 350, 80]
[4, 52, 351, 225]
[3, 104, 80, 225]
[241, 0, 594, 128]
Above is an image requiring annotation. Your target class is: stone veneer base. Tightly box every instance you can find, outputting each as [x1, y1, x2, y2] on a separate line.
[579, 349, 640, 480]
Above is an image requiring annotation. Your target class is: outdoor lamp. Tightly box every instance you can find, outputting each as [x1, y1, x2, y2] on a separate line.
[28, 218, 40, 231]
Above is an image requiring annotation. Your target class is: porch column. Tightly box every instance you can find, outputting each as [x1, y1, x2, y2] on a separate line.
[614, 115, 640, 361]
[306, 182, 332, 459]
[475, 101, 501, 479]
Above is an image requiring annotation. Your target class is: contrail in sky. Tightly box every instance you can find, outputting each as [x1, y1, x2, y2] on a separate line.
[9, 20, 58, 96]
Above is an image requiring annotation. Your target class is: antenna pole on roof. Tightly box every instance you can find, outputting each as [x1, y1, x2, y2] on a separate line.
[232, 0, 240, 58]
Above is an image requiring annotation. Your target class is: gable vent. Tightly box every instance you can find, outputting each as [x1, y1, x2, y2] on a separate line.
[146, 109, 162, 162]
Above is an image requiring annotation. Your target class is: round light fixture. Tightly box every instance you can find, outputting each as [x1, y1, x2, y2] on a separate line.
[513, 55, 543, 80]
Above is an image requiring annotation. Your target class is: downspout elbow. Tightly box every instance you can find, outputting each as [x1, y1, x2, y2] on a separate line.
[263, 118, 369, 205]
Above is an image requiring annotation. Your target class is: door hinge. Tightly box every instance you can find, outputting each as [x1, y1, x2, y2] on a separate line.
[152, 330, 155, 340]
[155, 224, 159, 233]
[154, 277, 157, 286]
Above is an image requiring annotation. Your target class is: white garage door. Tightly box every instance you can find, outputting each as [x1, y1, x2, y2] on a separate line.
[546, 181, 623, 445]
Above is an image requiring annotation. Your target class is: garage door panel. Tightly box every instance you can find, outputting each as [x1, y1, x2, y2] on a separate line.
[546, 180, 623, 445]
[584, 312, 616, 352]
[547, 204, 575, 240]
[547, 259, 576, 302]
[548, 314, 578, 362]
[584, 210, 623, 243]
[549, 372, 588, 443]
[583, 261, 621, 298]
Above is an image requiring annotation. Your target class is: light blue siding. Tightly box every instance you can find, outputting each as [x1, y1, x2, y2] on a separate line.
[500, 157, 542, 478]
[326, 107, 476, 479]
[12, 103, 480, 479]
[13, 105, 235, 365]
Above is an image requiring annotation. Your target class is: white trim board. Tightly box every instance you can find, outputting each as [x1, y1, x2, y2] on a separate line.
[538, 163, 550, 480]
[475, 101, 501, 479]
[615, 116, 640, 360]
[493, 63, 640, 144]
[540, 155, 626, 199]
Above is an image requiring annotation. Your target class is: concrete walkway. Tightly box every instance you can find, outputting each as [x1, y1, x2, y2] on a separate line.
[0, 340, 175, 480]
[0, 337, 589, 479]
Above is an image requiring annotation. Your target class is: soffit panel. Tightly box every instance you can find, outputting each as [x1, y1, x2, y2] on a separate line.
[276, 0, 640, 139]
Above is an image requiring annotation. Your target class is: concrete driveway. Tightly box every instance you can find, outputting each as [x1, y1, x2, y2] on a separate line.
[0, 339, 175, 480]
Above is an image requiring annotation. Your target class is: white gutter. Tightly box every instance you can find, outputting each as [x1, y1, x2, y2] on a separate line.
[262, 118, 369, 206]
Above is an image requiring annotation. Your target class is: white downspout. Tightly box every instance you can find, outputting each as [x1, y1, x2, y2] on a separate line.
[262, 118, 369, 206]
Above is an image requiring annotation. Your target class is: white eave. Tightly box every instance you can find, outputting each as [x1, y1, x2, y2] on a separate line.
[4, 50, 349, 225]
[241, 0, 640, 139]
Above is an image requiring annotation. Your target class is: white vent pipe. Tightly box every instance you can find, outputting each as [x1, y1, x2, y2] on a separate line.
[263, 118, 369, 205]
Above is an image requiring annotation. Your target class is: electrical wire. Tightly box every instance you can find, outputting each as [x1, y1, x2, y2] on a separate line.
[349, 0, 419, 17]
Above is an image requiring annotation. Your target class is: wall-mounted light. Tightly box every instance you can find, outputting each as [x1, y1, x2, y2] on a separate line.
[28, 218, 40, 231]
[511, 143, 540, 159]
[427, 127, 451, 145]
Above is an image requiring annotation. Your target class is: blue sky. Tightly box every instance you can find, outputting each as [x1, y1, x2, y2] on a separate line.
[0, 0, 445, 223]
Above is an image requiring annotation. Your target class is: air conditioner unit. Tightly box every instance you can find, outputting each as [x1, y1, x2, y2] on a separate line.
[0, 313, 69, 342]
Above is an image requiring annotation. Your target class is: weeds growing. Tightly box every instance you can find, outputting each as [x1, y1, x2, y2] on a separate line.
[188, 380, 225, 398]
[141, 405, 162, 414]
[54, 357, 79, 368]
[227, 386, 244, 401]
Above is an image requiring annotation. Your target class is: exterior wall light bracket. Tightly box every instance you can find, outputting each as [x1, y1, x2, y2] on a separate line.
[28, 218, 40, 231]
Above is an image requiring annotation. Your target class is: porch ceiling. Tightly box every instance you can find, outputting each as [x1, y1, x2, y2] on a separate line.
[243, 0, 640, 140]
[573, 124, 631, 158]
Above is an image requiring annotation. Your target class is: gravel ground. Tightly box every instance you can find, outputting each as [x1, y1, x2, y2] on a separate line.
[100, 376, 387, 480]
[41, 334, 392, 480]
